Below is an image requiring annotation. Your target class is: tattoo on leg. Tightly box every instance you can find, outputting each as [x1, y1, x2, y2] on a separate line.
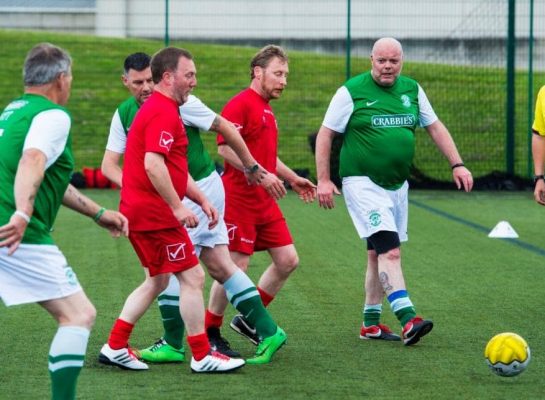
[379, 272, 393, 292]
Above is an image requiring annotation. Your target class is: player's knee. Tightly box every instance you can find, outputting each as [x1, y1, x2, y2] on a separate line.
[277, 252, 299, 274]
[81, 303, 97, 329]
[382, 247, 401, 262]
[62, 302, 96, 329]
[367, 231, 400, 256]
[184, 264, 206, 290]
[193, 266, 206, 289]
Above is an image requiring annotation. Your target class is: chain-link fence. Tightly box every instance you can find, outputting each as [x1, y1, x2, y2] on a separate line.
[1, 0, 544, 187]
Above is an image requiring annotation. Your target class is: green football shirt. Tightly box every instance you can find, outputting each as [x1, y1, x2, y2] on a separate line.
[0, 94, 74, 244]
[116, 95, 215, 181]
[340, 72, 420, 190]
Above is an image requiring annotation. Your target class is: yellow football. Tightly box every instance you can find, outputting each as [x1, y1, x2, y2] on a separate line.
[484, 332, 530, 377]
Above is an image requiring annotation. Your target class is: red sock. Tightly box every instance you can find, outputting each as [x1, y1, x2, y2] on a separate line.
[205, 309, 224, 329]
[257, 287, 274, 307]
[108, 318, 134, 350]
[187, 332, 210, 361]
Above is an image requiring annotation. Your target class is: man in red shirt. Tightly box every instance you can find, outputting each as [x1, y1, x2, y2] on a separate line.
[207, 45, 316, 346]
[98, 47, 244, 373]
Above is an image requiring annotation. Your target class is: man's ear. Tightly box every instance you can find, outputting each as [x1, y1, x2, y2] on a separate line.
[253, 66, 263, 80]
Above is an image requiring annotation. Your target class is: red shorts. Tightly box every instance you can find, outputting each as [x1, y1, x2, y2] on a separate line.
[129, 226, 199, 277]
[225, 217, 293, 255]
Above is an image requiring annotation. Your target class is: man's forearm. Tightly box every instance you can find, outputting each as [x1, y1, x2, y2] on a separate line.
[62, 184, 102, 218]
[315, 126, 335, 182]
[213, 116, 256, 169]
[14, 149, 46, 216]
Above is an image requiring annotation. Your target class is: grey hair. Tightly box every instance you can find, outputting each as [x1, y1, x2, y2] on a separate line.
[23, 43, 72, 86]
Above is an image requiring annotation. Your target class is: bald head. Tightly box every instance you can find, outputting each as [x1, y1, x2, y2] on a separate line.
[370, 37, 403, 87]
[371, 38, 403, 58]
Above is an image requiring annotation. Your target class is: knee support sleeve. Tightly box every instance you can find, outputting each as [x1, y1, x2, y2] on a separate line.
[367, 231, 400, 255]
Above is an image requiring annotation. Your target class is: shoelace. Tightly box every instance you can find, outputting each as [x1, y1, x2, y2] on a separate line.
[148, 338, 165, 352]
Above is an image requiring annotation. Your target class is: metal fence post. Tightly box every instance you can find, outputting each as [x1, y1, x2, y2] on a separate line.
[506, 0, 515, 175]
[346, 0, 351, 81]
[165, 0, 170, 46]
[527, 0, 535, 177]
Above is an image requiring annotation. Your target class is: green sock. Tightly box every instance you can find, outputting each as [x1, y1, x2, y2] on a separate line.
[158, 298, 184, 349]
[48, 326, 89, 400]
[50, 366, 82, 400]
[387, 290, 416, 326]
[224, 270, 277, 338]
[237, 293, 277, 338]
[395, 306, 416, 327]
[363, 304, 382, 327]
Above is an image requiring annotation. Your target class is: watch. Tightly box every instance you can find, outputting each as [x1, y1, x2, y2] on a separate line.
[244, 164, 259, 174]
[533, 174, 545, 184]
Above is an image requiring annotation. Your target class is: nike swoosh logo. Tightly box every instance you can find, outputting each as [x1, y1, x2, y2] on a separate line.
[366, 100, 378, 106]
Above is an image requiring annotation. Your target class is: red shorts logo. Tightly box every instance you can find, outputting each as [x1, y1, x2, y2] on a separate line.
[166, 242, 186, 261]
[226, 223, 237, 241]
[159, 131, 174, 151]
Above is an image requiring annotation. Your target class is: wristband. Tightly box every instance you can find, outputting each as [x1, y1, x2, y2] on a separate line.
[244, 164, 259, 174]
[533, 175, 545, 185]
[451, 163, 465, 170]
[93, 207, 106, 222]
[14, 210, 30, 223]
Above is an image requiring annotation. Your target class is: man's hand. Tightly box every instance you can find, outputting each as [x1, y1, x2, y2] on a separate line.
[260, 172, 288, 200]
[534, 179, 545, 205]
[95, 209, 129, 238]
[317, 179, 341, 209]
[200, 200, 219, 230]
[173, 205, 199, 228]
[0, 212, 30, 255]
[452, 166, 473, 192]
[290, 177, 317, 203]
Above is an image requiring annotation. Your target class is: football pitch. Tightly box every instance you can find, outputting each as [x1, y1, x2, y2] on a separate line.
[0, 189, 543, 399]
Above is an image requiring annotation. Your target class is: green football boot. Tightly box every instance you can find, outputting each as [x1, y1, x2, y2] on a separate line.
[246, 327, 287, 365]
[138, 338, 185, 363]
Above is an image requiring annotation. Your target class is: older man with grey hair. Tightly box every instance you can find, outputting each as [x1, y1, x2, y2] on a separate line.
[0, 43, 129, 400]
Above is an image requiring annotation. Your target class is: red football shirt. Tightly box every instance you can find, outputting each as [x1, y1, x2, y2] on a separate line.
[218, 88, 283, 224]
[121, 91, 189, 231]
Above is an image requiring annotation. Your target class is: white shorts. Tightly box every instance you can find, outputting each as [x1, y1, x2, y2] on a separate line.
[0, 244, 82, 306]
[183, 171, 229, 255]
[342, 176, 409, 242]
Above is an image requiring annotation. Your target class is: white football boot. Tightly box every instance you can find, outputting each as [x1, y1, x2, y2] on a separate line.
[98, 343, 149, 370]
[190, 351, 245, 373]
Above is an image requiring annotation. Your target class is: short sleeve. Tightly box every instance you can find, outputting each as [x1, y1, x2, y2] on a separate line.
[533, 86, 545, 135]
[322, 86, 354, 134]
[105, 109, 127, 153]
[23, 109, 71, 169]
[180, 95, 216, 131]
[417, 84, 439, 127]
[218, 97, 245, 145]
